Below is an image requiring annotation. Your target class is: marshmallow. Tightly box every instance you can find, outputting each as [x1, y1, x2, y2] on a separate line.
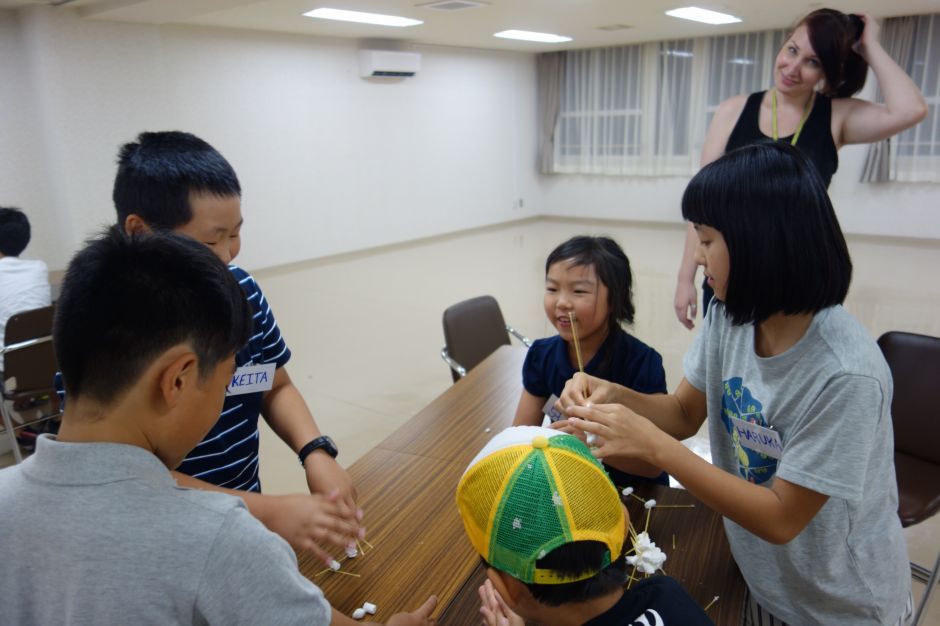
[627, 532, 667, 575]
[329, 559, 341, 571]
[644, 499, 657, 509]
[345, 545, 358, 559]
[352, 608, 366, 619]
[621, 487, 634, 497]
[484, 427, 492, 433]
[363, 602, 377, 615]
[585, 432, 597, 446]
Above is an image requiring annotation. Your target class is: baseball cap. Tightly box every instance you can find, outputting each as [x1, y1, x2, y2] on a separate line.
[456, 426, 625, 584]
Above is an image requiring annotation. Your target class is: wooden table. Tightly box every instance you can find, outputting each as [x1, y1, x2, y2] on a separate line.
[301, 345, 744, 625]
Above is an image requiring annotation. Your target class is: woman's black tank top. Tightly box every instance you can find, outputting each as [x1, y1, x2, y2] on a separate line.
[725, 91, 838, 188]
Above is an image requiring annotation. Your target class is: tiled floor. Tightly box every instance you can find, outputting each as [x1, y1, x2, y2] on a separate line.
[3, 217, 939, 622]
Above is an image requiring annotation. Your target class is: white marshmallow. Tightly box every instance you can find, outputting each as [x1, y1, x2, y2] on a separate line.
[345, 545, 358, 558]
[621, 487, 634, 497]
[329, 559, 341, 571]
[363, 602, 377, 614]
[644, 499, 657, 509]
[352, 608, 366, 619]
[585, 432, 597, 446]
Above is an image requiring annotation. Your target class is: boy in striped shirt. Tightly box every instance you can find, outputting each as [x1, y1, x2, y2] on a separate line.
[57, 131, 359, 563]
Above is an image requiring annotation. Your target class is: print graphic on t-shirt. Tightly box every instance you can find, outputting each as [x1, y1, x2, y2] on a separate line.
[722, 377, 777, 484]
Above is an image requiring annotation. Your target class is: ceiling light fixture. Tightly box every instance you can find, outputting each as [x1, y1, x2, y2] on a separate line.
[665, 7, 741, 25]
[303, 8, 423, 27]
[493, 30, 572, 43]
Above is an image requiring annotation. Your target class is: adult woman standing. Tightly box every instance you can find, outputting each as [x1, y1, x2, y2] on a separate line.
[674, 9, 927, 329]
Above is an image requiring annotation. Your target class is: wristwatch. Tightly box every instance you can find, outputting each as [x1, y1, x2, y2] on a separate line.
[298, 435, 338, 465]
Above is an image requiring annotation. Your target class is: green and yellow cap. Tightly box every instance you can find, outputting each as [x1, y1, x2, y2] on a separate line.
[456, 426, 625, 584]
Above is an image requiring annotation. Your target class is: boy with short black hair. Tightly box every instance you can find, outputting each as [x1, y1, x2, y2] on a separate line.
[0, 228, 436, 625]
[57, 131, 357, 561]
[456, 426, 712, 625]
[0, 207, 51, 373]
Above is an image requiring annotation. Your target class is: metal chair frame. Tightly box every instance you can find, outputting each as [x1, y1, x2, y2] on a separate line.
[1, 305, 61, 463]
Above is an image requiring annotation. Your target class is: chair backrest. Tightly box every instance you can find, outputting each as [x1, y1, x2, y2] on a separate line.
[877, 331, 940, 465]
[3, 304, 58, 395]
[442, 296, 511, 383]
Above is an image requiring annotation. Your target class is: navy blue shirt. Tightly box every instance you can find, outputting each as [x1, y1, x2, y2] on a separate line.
[582, 576, 714, 626]
[176, 265, 291, 492]
[522, 329, 669, 486]
[56, 265, 290, 493]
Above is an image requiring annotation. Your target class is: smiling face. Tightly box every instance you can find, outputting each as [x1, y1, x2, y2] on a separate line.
[693, 224, 730, 302]
[174, 192, 243, 264]
[544, 260, 610, 348]
[774, 25, 824, 96]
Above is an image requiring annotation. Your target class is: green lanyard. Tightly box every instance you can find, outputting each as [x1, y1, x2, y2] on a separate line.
[771, 88, 813, 146]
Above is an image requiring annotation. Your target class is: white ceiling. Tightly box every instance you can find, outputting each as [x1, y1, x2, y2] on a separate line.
[4, 0, 940, 52]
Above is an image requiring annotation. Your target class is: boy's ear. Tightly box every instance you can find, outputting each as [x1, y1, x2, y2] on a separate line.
[486, 568, 527, 607]
[158, 350, 199, 410]
[124, 214, 153, 236]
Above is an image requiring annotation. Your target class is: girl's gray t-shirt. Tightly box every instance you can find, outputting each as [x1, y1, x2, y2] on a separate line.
[684, 303, 910, 625]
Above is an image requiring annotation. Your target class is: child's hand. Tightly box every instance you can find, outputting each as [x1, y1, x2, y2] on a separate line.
[547, 419, 588, 443]
[555, 372, 614, 414]
[386, 595, 438, 625]
[305, 453, 361, 518]
[261, 492, 362, 563]
[479, 580, 524, 626]
[565, 403, 667, 464]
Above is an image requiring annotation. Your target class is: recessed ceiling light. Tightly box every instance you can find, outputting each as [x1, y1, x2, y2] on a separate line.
[417, 0, 488, 10]
[303, 8, 423, 27]
[665, 7, 741, 25]
[493, 30, 572, 43]
[728, 57, 754, 65]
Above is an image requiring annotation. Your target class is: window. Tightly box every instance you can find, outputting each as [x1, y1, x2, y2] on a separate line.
[894, 14, 940, 181]
[551, 29, 784, 176]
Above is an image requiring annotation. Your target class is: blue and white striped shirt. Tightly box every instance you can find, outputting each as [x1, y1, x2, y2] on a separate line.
[175, 265, 291, 492]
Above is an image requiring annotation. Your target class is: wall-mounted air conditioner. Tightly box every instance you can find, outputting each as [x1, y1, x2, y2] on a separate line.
[358, 50, 421, 78]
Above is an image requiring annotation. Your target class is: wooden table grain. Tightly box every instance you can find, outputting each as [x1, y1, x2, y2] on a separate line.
[302, 345, 744, 625]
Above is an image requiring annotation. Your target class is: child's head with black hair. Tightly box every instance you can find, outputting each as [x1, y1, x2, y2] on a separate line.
[113, 131, 244, 264]
[456, 426, 629, 622]
[682, 141, 852, 326]
[54, 227, 253, 468]
[0, 207, 31, 257]
[544, 236, 635, 358]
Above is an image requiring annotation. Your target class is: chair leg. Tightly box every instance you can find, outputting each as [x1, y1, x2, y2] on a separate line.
[1, 401, 23, 464]
[913, 550, 940, 626]
[912, 561, 931, 584]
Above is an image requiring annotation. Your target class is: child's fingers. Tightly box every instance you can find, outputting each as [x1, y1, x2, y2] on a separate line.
[302, 539, 333, 566]
[412, 595, 438, 619]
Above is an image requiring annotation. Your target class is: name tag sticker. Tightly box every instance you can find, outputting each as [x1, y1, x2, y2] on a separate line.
[729, 416, 783, 459]
[226, 363, 276, 396]
[543, 395, 564, 423]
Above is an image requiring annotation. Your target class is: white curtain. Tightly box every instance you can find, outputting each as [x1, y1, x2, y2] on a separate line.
[553, 30, 784, 176]
[863, 14, 940, 183]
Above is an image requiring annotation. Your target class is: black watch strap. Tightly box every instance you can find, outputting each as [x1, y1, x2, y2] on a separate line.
[298, 435, 338, 465]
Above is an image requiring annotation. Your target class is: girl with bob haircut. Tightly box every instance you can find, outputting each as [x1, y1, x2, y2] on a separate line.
[674, 8, 928, 329]
[558, 143, 913, 625]
[514, 235, 668, 485]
